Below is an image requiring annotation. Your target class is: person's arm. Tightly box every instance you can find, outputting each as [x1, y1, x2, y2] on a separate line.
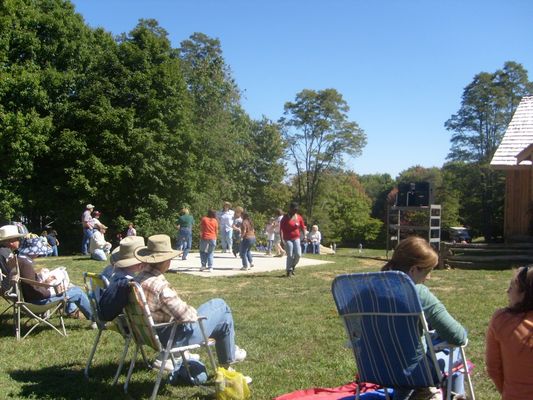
[417, 284, 467, 346]
[299, 215, 307, 236]
[160, 286, 198, 323]
[485, 312, 504, 394]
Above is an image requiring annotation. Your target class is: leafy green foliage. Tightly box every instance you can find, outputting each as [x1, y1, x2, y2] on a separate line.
[313, 170, 382, 246]
[280, 89, 367, 221]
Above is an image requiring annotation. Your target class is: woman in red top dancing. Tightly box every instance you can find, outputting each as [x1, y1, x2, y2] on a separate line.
[279, 202, 307, 277]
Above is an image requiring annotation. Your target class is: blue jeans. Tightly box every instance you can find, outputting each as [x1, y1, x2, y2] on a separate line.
[157, 298, 236, 365]
[91, 248, 107, 261]
[200, 239, 216, 268]
[220, 230, 233, 252]
[82, 228, 93, 255]
[393, 347, 465, 399]
[240, 237, 256, 268]
[35, 286, 93, 321]
[312, 242, 320, 254]
[284, 238, 301, 272]
[266, 240, 273, 254]
[50, 245, 58, 257]
[178, 228, 192, 259]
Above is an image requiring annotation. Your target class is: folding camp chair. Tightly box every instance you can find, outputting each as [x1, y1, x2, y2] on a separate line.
[0, 255, 17, 317]
[123, 281, 217, 400]
[83, 272, 149, 383]
[12, 256, 67, 340]
[331, 271, 475, 400]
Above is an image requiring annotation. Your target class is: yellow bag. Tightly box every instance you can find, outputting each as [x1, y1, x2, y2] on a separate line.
[215, 367, 251, 400]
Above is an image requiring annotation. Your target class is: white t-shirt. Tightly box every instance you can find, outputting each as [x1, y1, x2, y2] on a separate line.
[218, 210, 235, 232]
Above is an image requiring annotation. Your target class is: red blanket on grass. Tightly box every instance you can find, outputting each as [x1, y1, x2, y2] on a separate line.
[274, 382, 383, 400]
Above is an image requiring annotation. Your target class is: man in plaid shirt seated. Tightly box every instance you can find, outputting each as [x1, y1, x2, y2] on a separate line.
[134, 234, 247, 367]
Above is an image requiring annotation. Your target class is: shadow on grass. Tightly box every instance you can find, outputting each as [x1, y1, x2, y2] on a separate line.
[0, 312, 91, 339]
[9, 362, 215, 399]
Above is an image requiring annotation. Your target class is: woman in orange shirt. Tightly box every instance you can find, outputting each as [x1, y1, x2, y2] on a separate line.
[486, 265, 533, 399]
[199, 209, 218, 272]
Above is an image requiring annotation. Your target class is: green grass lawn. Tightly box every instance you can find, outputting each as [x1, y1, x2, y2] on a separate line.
[0, 249, 508, 399]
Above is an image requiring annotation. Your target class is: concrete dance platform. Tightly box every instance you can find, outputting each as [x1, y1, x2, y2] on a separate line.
[168, 251, 334, 277]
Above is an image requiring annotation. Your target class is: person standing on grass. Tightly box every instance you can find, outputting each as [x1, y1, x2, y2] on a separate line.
[176, 207, 194, 260]
[381, 236, 467, 400]
[239, 212, 256, 271]
[46, 230, 59, 257]
[280, 202, 307, 277]
[486, 265, 533, 399]
[81, 203, 95, 255]
[199, 209, 218, 272]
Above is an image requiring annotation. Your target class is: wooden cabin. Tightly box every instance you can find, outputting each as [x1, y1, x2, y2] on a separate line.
[490, 96, 533, 241]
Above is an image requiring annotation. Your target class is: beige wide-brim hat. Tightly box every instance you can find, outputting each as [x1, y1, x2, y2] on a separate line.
[111, 236, 146, 268]
[0, 225, 26, 242]
[134, 234, 180, 264]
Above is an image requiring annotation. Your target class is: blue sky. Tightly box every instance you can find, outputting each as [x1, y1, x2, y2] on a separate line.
[71, 0, 533, 178]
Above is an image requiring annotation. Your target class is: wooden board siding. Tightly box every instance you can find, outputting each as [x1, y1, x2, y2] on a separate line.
[504, 169, 533, 237]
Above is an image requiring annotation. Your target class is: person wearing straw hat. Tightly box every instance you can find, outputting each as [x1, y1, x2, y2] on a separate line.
[81, 203, 95, 255]
[0, 224, 94, 325]
[98, 236, 146, 321]
[135, 234, 248, 367]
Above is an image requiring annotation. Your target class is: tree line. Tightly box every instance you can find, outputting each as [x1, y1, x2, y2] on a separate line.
[1, 0, 531, 252]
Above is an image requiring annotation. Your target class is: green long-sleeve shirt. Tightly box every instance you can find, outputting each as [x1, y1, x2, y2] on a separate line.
[416, 284, 467, 346]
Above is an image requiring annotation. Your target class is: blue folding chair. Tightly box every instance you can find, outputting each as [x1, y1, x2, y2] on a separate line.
[331, 271, 475, 400]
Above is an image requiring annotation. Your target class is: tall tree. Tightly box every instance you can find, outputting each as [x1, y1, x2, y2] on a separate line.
[313, 170, 381, 246]
[445, 61, 532, 239]
[280, 88, 366, 220]
[178, 33, 244, 211]
[445, 62, 533, 164]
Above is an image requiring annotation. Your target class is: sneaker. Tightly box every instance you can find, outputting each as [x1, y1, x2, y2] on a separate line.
[89, 322, 98, 330]
[153, 357, 174, 372]
[249, 264, 254, 269]
[234, 345, 247, 363]
[207, 268, 213, 272]
[153, 352, 200, 372]
[184, 352, 201, 361]
[200, 265, 207, 271]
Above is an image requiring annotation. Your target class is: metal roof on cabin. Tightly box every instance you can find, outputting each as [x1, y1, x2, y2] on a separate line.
[490, 96, 533, 169]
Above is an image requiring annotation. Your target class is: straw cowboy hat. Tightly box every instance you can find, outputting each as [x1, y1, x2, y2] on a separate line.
[111, 236, 146, 268]
[134, 234, 180, 264]
[0, 225, 26, 242]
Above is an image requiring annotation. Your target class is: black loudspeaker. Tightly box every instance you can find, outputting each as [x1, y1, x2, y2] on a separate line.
[395, 182, 432, 207]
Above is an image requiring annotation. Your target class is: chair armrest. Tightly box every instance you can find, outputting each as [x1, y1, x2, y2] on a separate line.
[18, 277, 65, 296]
[19, 276, 58, 289]
[152, 321, 176, 329]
